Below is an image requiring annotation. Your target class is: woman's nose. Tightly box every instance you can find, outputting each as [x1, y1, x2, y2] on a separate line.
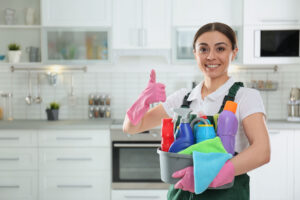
[207, 50, 216, 60]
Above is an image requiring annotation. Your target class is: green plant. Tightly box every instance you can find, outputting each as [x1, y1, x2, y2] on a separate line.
[8, 43, 20, 51]
[49, 102, 60, 110]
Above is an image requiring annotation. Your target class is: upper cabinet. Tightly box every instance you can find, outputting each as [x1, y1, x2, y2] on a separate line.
[244, 0, 300, 25]
[41, 0, 112, 26]
[172, 0, 243, 27]
[113, 0, 171, 49]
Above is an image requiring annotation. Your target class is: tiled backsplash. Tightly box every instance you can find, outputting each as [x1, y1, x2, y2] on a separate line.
[1, 59, 299, 121]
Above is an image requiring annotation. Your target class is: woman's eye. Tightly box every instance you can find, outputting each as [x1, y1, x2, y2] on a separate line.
[199, 47, 208, 53]
[216, 47, 225, 52]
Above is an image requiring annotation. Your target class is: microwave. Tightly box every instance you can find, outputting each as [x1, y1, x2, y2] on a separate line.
[254, 29, 300, 57]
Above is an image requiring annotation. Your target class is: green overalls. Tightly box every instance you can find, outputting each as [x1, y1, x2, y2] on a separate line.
[167, 82, 250, 200]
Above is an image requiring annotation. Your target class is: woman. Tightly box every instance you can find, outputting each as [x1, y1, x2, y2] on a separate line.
[123, 22, 270, 200]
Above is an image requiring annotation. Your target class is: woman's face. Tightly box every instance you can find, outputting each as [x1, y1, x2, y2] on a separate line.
[193, 31, 238, 80]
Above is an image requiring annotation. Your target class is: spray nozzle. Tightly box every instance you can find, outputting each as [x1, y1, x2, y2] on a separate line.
[173, 107, 192, 123]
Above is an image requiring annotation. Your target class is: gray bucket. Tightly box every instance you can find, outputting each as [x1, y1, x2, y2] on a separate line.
[157, 148, 193, 184]
[157, 148, 234, 189]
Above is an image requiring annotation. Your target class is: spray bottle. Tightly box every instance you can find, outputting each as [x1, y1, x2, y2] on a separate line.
[161, 118, 174, 152]
[168, 108, 194, 153]
[217, 101, 238, 155]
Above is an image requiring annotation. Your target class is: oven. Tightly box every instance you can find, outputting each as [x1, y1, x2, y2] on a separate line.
[110, 127, 169, 189]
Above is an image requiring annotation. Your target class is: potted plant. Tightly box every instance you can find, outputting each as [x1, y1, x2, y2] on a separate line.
[46, 102, 60, 121]
[8, 43, 21, 63]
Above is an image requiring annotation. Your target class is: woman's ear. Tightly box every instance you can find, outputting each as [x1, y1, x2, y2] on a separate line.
[231, 47, 238, 61]
[193, 49, 197, 59]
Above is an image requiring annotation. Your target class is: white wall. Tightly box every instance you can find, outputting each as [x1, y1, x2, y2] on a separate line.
[0, 57, 299, 121]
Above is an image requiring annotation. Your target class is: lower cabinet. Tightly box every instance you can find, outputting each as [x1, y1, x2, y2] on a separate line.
[39, 171, 110, 200]
[294, 131, 300, 200]
[249, 129, 293, 200]
[111, 190, 168, 200]
[0, 171, 38, 200]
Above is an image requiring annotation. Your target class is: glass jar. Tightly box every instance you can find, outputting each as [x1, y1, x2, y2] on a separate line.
[1, 93, 13, 121]
[88, 106, 94, 119]
[88, 94, 94, 105]
[94, 106, 100, 118]
[105, 106, 111, 118]
[99, 106, 105, 118]
[105, 94, 111, 106]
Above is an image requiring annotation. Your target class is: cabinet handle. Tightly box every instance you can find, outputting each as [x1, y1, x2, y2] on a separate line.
[269, 131, 280, 134]
[57, 158, 92, 161]
[57, 185, 93, 188]
[0, 137, 19, 141]
[0, 158, 20, 161]
[0, 185, 20, 189]
[56, 137, 92, 141]
[124, 195, 160, 199]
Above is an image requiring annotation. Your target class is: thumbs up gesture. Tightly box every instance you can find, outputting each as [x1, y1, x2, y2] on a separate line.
[126, 69, 166, 125]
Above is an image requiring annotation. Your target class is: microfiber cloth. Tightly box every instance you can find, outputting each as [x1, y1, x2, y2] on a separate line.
[178, 137, 227, 155]
[193, 151, 232, 194]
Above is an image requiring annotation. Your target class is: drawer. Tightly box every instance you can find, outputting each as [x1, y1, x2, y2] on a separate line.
[0, 171, 37, 200]
[38, 130, 110, 147]
[0, 148, 38, 170]
[39, 171, 110, 200]
[39, 148, 110, 171]
[111, 189, 168, 200]
[0, 130, 37, 147]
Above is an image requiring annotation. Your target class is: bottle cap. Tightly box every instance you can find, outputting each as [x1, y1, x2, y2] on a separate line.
[224, 101, 237, 113]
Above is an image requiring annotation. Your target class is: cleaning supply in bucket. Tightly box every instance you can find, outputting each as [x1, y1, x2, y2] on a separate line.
[161, 118, 174, 152]
[168, 108, 194, 153]
[217, 101, 238, 155]
[191, 117, 216, 143]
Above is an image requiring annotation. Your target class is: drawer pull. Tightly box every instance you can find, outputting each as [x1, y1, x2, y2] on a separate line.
[0, 158, 20, 161]
[0, 185, 20, 189]
[124, 195, 160, 199]
[0, 137, 19, 141]
[56, 137, 92, 141]
[57, 185, 93, 188]
[57, 158, 92, 161]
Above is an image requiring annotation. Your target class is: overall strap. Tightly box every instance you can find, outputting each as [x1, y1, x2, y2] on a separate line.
[218, 82, 244, 113]
[181, 92, 192, 108]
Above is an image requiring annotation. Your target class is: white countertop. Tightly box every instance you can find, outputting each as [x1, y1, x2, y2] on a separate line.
[0, 119, 300, 130]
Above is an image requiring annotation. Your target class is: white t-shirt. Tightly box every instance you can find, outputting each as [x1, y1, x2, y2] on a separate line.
[162, 77, 266, 153]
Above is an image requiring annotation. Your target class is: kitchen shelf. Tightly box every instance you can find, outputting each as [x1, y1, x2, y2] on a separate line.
[0, 25, 41, 29]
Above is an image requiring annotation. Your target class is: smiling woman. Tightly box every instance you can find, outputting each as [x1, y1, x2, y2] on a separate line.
[123, 22, 270, 200]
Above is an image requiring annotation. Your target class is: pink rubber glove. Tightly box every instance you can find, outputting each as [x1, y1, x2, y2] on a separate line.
[209, 160, 235, 188]
[172, 166, 195, 193]
[126, 69, 166, 125]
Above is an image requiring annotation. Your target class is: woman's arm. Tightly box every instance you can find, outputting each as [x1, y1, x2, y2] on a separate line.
[123, 104, 170, 134]
[230, 112, 271, 176]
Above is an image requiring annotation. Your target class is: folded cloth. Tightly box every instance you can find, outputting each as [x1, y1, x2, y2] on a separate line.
[192, 151, 232, 194]
[178, 137, 227, 155]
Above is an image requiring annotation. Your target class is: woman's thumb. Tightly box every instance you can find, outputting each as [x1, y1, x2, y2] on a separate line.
[149, 69, 156, 83]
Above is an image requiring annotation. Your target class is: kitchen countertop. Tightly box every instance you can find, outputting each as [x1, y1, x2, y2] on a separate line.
[0, 119, 300, 130]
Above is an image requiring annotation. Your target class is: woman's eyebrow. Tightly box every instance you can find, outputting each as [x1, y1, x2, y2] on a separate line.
[215, 42, 228, 46]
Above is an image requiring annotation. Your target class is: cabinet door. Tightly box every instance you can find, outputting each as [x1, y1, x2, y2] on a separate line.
[249, 130, 291, 200]
[0, 148, 37, 170]
[294, 131, 300, 200]
[142, 0, 171, 49]
[0, 171, 37, 200]
[39, 171, 110, 200]
[0, 130, 37, 147]
[244, 0, 300, 25]
[42, 0, 111, 26]
[111, 190, 168, 200]
[113, 0, 142, 49]
[172, 0, 242, 26]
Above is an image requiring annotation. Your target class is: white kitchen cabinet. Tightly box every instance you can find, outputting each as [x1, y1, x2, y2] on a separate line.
[293, 131, 300, 200]
[41, 0, 111, 26]
[249, 129, 292, 200]
[38, 129, 111, 200]
[111, 189, 168, 200]
[172, 0, 243, 27]
[113, 0, 171, 49]
[39, 171, 110, 200]
[0, 171, 38, 200]
[244, 0, 300, 25]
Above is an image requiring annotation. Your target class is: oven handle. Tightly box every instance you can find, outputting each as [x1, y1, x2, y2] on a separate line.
[113, 143, 161, 148]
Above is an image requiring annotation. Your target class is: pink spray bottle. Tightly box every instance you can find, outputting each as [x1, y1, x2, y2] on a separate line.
[217, 101, 238, 156]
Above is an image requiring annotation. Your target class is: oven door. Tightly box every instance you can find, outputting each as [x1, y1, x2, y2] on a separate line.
[112, 141, 162, 183]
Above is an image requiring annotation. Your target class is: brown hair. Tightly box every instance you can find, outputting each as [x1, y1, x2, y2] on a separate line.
[193, 22, 237, 50]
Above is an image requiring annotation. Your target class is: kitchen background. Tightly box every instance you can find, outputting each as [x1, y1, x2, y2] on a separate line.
[1, 0, 300, 200]
[0, 0, 299, 122]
